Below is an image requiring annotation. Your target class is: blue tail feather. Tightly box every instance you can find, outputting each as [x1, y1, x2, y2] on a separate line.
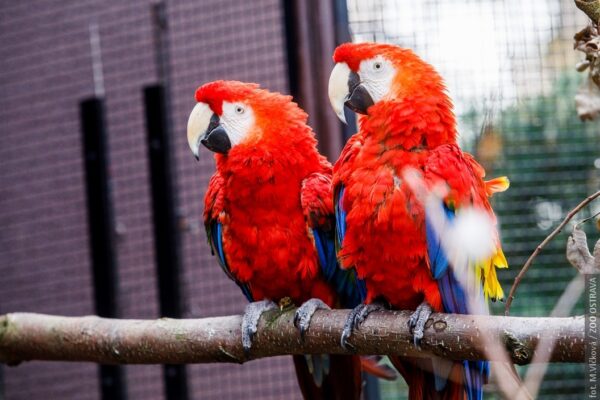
[426, 201, 488, 399]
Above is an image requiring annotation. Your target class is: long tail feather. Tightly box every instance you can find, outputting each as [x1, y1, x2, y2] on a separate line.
[360, 356, 398, 381]
[293, 354, 361, 400]
[390, 356, 467, 400]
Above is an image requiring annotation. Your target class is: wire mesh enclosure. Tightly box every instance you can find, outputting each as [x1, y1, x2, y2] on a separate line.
[346, 0, 600, 399]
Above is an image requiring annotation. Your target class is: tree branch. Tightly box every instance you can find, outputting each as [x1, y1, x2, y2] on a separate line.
[505, 190, 600, 315]
[0, 311, 584, 366]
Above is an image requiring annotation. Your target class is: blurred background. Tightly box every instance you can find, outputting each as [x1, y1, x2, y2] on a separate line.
[0, 1, 598, 399]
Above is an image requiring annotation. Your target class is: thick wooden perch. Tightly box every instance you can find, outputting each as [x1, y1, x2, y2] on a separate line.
[0, 310, 584, 366]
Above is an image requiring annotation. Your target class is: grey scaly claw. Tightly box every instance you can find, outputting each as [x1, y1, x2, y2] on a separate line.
[294, 298, 330, 339]
[355, 301, 386, 326]
[408, 302, 432, 348]
[340, 304, 363, 349]
[241, 300, 277, 354]
[340, 302, 386, 350]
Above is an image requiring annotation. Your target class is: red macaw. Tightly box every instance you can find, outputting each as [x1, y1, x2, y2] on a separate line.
[187, 80, 377, 399]
[327, 42, 509, 400]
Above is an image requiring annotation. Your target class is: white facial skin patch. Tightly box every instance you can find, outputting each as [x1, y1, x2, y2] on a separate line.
[358, 55, 396, 103]
[220, 101, 256, 146]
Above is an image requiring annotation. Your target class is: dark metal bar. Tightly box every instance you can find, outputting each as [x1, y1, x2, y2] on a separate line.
[144, 85, 189, 400]
[331, 0, 358, 140]
[143, 87, 189, 400]
[280, 0, 343, 160]
[144, 85, 185, 319]
[149, 3, 190, 399]
[282, 0, 300, 99]
[80, 97, 126, 400]
[332, 0, 352, 43]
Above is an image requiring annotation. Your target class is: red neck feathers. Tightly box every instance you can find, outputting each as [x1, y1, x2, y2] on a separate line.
[360, 89, 457, 151]
[214, 101, 324, 190]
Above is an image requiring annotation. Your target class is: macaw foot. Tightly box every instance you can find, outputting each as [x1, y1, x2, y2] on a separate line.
[408, 301, 433, 348]
[294, 298, 331, 339]
[241, 300, 277, 355]
[340, 302, 386, 350]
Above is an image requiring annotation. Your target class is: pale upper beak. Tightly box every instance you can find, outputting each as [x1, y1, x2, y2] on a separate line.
[328, 62, 352, 124]
[187, 102, 213, 160]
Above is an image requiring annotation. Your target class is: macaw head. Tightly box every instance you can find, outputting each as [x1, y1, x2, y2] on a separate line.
[328, 42, 448, 124]
[187, 80, 308, 159]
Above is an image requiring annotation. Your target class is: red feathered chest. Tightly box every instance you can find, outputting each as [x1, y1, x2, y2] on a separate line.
[336, 139, 443, 311]
[211, 146, 333, 305]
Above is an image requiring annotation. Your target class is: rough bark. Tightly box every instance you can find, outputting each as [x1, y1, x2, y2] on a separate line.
[0, 310, 584, 366]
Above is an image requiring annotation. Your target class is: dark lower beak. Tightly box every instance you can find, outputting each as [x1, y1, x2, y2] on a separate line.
[200, 114, 232, 154]
[201, 126, 231, 154]
[345, 71, 374, 115]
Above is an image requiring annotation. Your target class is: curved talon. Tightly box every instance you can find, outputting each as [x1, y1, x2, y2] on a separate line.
[340, 305, 363, 349]
[340, 302, 386, 350]
[340, 323, 356, 350]
[241, 300, 277, 355]
[294, 298, 330, 339]
[356, 301, 385, 326]
[340, 331, 356, 351]
[408, 302, 432, 348]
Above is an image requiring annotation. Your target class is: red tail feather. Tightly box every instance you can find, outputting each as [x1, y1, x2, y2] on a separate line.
[360, 356, 398, 381]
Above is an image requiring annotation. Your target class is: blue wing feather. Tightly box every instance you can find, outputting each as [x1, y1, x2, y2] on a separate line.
[312, 224, 363, 308]
[323, 184, 365, 307]
[426, 202, 488, 400]
[312, 227, 334, 281]
[426, 204, 454, 279]
[335, 186, 347, 250]
[207, 221, 253, 302]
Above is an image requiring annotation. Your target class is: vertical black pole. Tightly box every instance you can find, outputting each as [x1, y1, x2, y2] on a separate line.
[80, 97, 126, 400]
[282, 0, 300, 100]
[144, 86, 189, 400]
[331, 0, 358, 141]
[281, 0, 344, 159]
[148, 2, 190, 399]
[143, 84, 189, 400]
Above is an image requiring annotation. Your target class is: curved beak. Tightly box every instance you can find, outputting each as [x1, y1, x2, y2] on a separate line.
[187, 102, 232, 158]
[328, 62, 375, 124]
[187, 102, 213, 160]
[328, 62, 351, 124]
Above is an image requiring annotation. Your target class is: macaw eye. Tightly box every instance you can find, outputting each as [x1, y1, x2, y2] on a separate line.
[373, 62, 383, 71]
[235, 106, 245, 115]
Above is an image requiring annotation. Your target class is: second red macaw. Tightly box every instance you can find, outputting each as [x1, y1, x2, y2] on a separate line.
[328, 42, 509, 400]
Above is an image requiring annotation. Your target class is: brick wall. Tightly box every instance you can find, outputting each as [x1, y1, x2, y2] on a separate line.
[0, 1, 301, 399]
